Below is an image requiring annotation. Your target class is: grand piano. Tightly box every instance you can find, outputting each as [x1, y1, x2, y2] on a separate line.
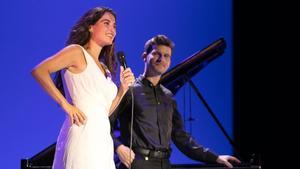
[21, 38, 261, 169]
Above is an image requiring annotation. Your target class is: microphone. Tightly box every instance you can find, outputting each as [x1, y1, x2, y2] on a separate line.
[117, 51, 127, 69]
[116, 52, 134, 167]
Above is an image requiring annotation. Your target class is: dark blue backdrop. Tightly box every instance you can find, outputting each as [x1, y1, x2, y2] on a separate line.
[0, 0, 233, 168]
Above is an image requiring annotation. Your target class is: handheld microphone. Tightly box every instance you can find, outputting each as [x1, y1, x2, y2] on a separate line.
[116, 51, 134, 169]
[117, 51, 127, 69]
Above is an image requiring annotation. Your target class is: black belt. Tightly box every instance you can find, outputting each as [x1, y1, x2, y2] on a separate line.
[133, 147, 171, 159]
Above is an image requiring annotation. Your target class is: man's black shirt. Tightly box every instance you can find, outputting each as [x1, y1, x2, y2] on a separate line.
[110, 75, 218, 163]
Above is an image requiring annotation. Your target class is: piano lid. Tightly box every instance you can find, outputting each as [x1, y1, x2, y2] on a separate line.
[160, 38, 226, 94]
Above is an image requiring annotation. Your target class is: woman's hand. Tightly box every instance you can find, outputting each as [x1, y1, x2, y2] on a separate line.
[61, 102, 87, 126]
[119, 66, 135, 92]
[108, 66, 135, 115]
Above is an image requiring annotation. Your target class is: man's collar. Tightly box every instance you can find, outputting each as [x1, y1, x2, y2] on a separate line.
[138, 74, 161, 88]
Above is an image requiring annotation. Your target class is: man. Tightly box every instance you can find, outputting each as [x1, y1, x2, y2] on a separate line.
[110, 35, 240, 169]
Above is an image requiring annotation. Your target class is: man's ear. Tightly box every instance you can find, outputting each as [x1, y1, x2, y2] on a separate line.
[141, 52, 147, 62]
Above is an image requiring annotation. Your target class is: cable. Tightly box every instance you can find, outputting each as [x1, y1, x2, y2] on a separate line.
[128, 86, 134, 169]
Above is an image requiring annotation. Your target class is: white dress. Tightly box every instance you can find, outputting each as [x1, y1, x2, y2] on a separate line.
[52, 45, 117, 169]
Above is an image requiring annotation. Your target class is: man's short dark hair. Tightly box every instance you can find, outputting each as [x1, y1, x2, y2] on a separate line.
[144, 35, 175, 55]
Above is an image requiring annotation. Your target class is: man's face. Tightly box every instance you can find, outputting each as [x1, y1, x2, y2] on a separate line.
[144, 45, 172, 76]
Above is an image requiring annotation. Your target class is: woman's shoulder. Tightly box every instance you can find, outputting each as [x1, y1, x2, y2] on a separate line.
[52, 44, 86, 66]
[63, 44, 84, 53]
[56, 44, 85, 59]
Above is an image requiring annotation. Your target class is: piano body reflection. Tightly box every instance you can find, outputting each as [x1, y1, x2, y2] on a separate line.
[21, 38, 260, 169]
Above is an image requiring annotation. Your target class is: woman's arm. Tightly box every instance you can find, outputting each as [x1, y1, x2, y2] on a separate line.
[109, 67, 135, 116]
[31, 45, 87, 125]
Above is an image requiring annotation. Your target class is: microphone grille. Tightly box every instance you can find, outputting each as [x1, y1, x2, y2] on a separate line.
[117, 51, 125, 61]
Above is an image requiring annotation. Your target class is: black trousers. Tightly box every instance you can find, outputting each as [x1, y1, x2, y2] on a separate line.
[117, 154, 171, 169]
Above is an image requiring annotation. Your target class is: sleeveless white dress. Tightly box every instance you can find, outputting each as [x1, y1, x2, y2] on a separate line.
[52, 45, 117, 169]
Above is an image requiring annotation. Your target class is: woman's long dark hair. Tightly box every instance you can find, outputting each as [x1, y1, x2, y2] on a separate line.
[54, 7, 117, 96]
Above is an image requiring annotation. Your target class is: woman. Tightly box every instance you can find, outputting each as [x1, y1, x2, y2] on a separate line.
[31, 7, 135, 169]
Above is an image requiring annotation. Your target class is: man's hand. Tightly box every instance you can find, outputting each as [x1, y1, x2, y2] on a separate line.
[116, 145, 135, 168]
[216, 155, 241, 168]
